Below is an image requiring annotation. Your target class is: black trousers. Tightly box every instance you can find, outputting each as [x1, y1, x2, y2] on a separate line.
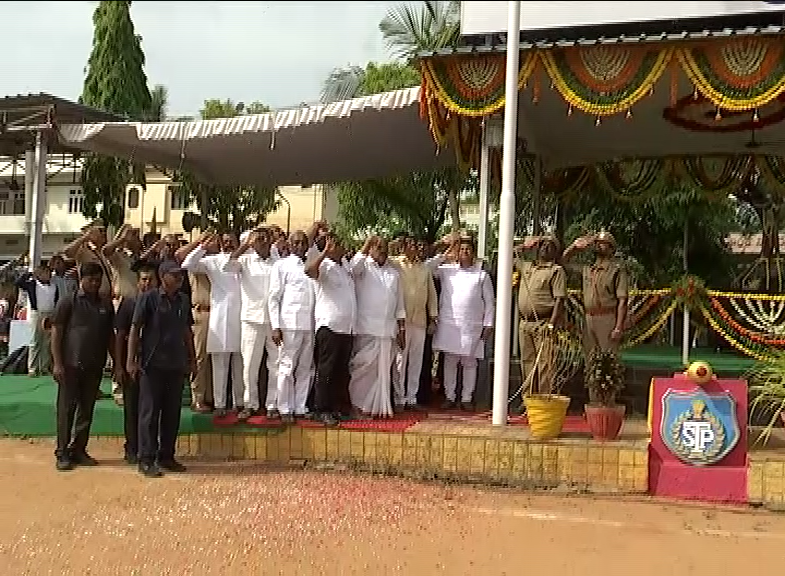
[138, 367, 185, 464]
[417, 334, 434, 405]
[314, 327, 352, 414]
[123, 375, 140, 457]
[55, 365, 103, 457]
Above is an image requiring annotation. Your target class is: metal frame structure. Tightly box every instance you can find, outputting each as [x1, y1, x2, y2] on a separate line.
[0, 93, 121, 268]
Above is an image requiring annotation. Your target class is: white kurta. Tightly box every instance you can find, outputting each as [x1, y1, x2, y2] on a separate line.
[223, 251, 279, 411]
[348, 253, 406, 417]
[182, 246, 242, 353]
[432, 261, 495, 359]
[268, 254, 316, 416]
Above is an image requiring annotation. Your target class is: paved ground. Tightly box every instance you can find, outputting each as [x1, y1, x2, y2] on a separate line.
[1, 438, 784, 575]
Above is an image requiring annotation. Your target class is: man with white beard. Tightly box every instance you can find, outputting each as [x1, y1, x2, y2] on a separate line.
[268, 230, 315, 423]
[348, 236, 406, 418]
[431, 236, 495, 410]
[224, 228, 279, 420]
[181, 233, 244, 418]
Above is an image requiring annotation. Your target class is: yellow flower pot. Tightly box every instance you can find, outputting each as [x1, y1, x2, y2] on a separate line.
[523, 394, 570, 440]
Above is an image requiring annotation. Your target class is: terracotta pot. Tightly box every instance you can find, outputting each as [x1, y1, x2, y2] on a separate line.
[584, 404, 626, 441]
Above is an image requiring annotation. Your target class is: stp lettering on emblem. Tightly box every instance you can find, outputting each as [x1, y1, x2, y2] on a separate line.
[660, 389, 740, 467]
[680, 421, 715, 456]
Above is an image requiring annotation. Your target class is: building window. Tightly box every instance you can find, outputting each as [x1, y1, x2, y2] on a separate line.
[170, 187, 189, 210]
[127, 187, 140, 209]
[68, 189, 84, 214]
[0, 189, 25, 215]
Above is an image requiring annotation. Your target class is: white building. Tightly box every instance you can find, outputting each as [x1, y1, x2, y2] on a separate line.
[0, 156, 90, 262]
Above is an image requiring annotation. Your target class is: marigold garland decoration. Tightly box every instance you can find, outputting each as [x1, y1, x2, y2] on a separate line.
[421, 52, 538, 117]
[680, 156, 752, 194]
[541, 45, 674, 116]
[679, 37, 785, 111]
[593, 159, 668, 202]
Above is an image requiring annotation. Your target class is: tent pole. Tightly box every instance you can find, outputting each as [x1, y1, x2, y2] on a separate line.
[28, 131, 48, 270]
[477, 119, 490, 260]
[24, 150, 35, 242]
[681, 218, 689, 366]
[491, 0, 521, 427]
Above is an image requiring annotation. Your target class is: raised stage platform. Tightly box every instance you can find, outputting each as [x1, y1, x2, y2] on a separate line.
[1, 352, 783, 509]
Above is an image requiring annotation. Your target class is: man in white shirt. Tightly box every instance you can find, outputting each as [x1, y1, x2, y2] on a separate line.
[224, 228, 279, 420]
[181, 233, 244, 418]
[16, 265, 59, 376]
[348, 236, 406, 418]
[431, 236, 495, 410]
[305, 234, 356, 427]
[268, 231, 316, 423]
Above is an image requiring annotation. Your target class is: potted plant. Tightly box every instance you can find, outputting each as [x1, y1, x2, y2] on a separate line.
[522, 328, 581, 440]
[584, 349, 626, 440]
[747, 353, 785, 445]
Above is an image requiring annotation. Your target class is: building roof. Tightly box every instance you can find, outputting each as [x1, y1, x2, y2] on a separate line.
[419, 24, 785, 56]
[0, 93, 123, 156]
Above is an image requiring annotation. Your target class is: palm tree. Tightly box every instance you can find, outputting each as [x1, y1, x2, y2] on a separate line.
[379, 0, 460, 61]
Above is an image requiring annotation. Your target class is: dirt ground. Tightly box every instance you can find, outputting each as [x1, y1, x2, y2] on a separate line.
[1, 439, 784, 575]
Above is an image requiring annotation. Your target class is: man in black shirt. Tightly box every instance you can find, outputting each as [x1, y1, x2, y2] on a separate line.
[114, 266, 157, 465]
[50, 261, 116, 471]
[127, 260, 196, 478]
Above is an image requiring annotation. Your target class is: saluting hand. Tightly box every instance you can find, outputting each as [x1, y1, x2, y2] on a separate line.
[272, 329, 283, 347]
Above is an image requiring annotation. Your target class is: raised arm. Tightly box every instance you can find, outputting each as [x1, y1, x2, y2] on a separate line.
[181, 242, 210, 275]
[63, 230, 90, 260]
[224, 232, 253, 274]
[562, 234, 596, 262]
[103, 224, 132, 259]
[305, 236, 335, 280]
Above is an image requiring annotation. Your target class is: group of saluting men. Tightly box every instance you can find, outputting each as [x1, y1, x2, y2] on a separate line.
[45, 218, 498, 477]
[40, 214, 627, 478]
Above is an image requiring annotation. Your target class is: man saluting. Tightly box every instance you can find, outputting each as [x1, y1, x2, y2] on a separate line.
[127, 261, 197, 478]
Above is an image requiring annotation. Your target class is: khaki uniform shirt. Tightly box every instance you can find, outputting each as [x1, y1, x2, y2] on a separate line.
[108, 250, 137, 300]
[582, 260, 628, 314]
[392, 256, 438, 328]
[189, 271, 211, 309]
[516, 260, 567, 320]
[74, 242, 113, 299]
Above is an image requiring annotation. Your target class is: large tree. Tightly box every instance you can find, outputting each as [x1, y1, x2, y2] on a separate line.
[80, 0, 152, 226]
[178, 99, 279, 236]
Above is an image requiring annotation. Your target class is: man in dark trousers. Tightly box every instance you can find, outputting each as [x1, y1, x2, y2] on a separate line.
[51, 261, 116, 471]
[127, 260, 196, 478]
[114, 265, 157, 465]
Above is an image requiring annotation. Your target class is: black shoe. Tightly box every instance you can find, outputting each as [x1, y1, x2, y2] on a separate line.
[266, 409, 279, 420]
[441, 400, 457, 410]
[124, 452, 138, 465]
[237, 408, 255, 421]
[71, 451, 98, 466]
[159, 459, 187, 473]
[459, 402, 473, 412]
[138, 462, 163, 478]
[55, 456, 73, 472]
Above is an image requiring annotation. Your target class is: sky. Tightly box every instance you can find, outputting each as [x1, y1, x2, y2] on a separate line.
[5, 1, 405, 117]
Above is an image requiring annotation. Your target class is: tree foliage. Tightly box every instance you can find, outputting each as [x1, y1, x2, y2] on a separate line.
[177, 99, 278, 236]
[563, 185, 745, 289]
[80, 0, 152, 226]
[379, 0, 460, 61]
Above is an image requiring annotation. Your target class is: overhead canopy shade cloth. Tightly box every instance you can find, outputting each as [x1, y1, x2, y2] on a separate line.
[57, 87, 453, 187]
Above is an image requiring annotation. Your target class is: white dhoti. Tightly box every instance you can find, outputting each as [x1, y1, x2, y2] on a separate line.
[212, 352, 244, 410]
[349, 335, 395, 417]
[393, 322, 426, 406]
[276, 329, 314, 415]
[240, 321, 279, 411]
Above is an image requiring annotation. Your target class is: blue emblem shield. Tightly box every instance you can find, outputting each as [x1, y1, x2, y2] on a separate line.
[660, 388, 740, 466]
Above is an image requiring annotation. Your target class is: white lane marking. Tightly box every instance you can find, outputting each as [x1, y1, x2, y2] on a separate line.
[472, 507, 785, 541]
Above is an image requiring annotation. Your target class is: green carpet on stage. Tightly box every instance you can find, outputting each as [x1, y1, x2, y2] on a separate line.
[0, 345, 756, 437]
[0, 376, 216, 437]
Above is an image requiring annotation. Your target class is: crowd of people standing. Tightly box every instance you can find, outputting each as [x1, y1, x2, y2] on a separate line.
[40, 218, 496, 477]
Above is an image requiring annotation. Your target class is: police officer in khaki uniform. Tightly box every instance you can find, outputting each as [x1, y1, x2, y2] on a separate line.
[563, 231, 629, 361]
[189, 271, 213, 412]
[513, 236, 567, 394]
